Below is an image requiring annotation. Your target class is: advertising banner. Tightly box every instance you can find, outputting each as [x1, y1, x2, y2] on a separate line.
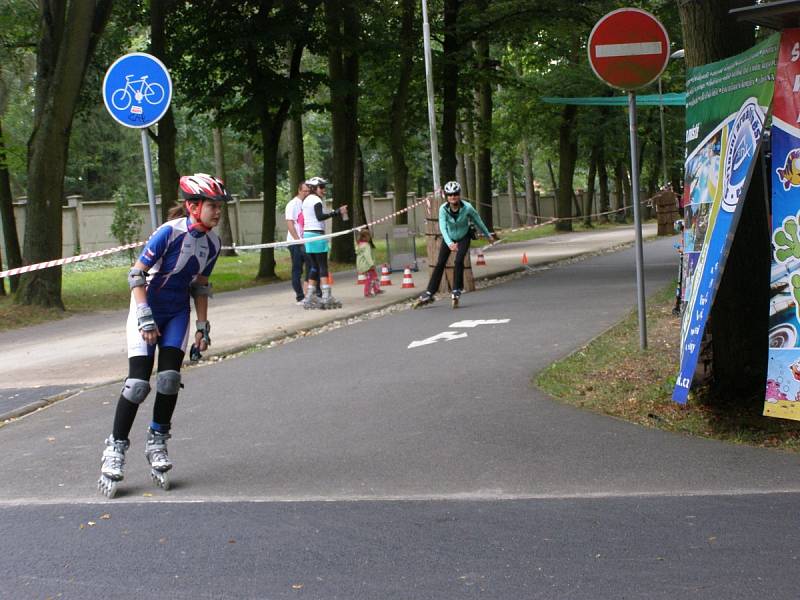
[673, 34, 779, 404]
[764, 29, 800, 421]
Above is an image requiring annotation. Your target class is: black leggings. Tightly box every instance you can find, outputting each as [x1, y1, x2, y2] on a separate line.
[112, 346, 184, 441]
[307, 251, 329, 280]
[426, 237, 471, 294]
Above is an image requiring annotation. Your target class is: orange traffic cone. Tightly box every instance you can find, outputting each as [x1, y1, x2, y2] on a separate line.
[380, 264, 393, 286]
[476, 249, 486, 266]
[521, 252, 528, 265]
[401, 266, 415, 288]
[357, 271, 366, 286]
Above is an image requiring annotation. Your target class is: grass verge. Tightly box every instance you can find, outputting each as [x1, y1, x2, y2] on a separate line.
[536, 282, 800, 452]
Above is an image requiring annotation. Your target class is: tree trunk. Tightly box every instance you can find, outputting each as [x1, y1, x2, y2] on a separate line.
[678, 0, 761, 405]
[150, 0, 179, 224]
[254, 38, 304, 280]
[354, 143, 365, 227]
[464, 115, 476, 202]
[508, 170, 520, 228]
[326, 0, 358, 263]
[439, 0, 460, 183]
[257, 121, 279, 280]
[614, 159, 627, 223]
[647, 138, 661, 199]
[597, 146, 610, 223]
[17, 0, 112, 308]
[555, 104, 577, 232]
[623, 163, 632, 221]
[212, 126, 236, 256]
[389, 0, 414, 225]
[678, 0, 754, 69]
[475, 32, 493, 230]
[522, 141, 536, 225]
[288, 112, 305, 193]
[0, 118, 21, 292]
[456, 126, 467, 198]
[585, 144, 597, 228]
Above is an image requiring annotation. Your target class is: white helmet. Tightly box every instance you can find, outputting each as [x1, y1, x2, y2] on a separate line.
[305, 176, 328, 189]
[443, 181, 461, 195]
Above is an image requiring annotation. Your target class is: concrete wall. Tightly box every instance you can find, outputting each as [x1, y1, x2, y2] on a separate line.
[1, 189, 633, 261]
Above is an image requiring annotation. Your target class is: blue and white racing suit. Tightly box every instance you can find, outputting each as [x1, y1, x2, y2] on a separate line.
[126, 217, 221, 357]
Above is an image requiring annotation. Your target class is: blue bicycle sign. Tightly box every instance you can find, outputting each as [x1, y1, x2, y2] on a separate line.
[103, 53, 172, 129]
[111, 75, 165, 110]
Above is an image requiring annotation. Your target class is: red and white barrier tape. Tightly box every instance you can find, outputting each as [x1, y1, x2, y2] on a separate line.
[0, 197, 433, 278]
[225, 196, 431, 251]
[0, 197, 637, 278]
[474, 199, 635, 224]
[0, 241, 145, 279]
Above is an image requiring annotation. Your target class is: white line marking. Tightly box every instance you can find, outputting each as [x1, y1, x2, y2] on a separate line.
[450, 319, 510, 328]
[408, 331, 468, 349]
[595, 42, 662, 58]
[2, 489, 800, 507]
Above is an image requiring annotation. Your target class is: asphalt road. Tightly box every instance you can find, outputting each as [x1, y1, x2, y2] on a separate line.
[2, 236, 799, 599]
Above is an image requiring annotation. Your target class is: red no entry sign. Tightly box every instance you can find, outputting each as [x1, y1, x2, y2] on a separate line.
[588, 8, 670, 90]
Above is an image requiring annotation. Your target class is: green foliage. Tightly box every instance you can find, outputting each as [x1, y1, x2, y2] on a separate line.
[2, 0, 688, 219]
[109, 185, 144, 263]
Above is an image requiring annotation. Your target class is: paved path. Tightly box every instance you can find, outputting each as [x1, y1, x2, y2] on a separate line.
[1, 224, 658, 419]
[2, 235, 800, 600]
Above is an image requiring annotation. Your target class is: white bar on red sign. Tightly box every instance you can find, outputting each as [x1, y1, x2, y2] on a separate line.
[595, 42, 662, 58]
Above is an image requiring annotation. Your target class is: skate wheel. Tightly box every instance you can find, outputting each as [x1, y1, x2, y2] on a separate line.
[97, 476, 118, 499]
[151, 470, 170, 490]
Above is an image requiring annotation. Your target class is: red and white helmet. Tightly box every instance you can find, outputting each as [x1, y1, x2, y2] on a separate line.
[179, 173, 229, 203]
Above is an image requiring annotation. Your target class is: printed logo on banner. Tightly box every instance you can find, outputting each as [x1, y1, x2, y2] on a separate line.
[776, 148, 800, 190]
[721, 98, 764, 212]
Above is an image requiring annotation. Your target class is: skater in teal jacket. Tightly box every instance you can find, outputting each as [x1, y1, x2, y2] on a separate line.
[415, 181, 497, 308]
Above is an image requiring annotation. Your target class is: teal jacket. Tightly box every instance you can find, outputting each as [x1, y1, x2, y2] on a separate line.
[438, 200, 491, 246]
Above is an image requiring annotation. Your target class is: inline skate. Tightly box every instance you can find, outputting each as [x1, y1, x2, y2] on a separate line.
[303, 285, 323, 310]
[97, 436, 130, 499]
[145, 428, 172, 490]
[451, 289, 462, 309]
[412, 291, 435, 309]
[320, 286, 342, 309]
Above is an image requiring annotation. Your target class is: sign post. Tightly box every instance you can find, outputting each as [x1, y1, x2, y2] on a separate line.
[102, 52, 173, 231]
[588, 7, 670, 350]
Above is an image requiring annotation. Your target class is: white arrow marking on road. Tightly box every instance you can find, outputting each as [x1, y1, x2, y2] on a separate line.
[450, 319, 510, 328]
[595, 42, 662, 58]
[408, 331, 469, 349]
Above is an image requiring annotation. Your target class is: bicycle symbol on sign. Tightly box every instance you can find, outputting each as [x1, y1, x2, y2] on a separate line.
[110, 74, 165, 111]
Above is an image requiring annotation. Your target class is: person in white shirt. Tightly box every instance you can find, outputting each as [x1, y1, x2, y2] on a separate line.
[285, 182, 311, 304]
[300, 176, 348, 309]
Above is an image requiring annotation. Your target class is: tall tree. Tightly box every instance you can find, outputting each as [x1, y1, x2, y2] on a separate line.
[326, 0, 359, 263]
[522, 141, 536, 225]
[439, 0, 462, 184]
[17, 0, 113, 307]
[0, 0, 34, 293]
[555, 104, 577, 232]
[0, 105, 22, 293]
[474, 25, 493, 229]
[150, 0, 179, 224]
[287, 112, 305, 193]
[388, 0, 415, 225]
[678, 0, 763, 404]
[171, 0, 319, 280]
[212, 125, 236, 256]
